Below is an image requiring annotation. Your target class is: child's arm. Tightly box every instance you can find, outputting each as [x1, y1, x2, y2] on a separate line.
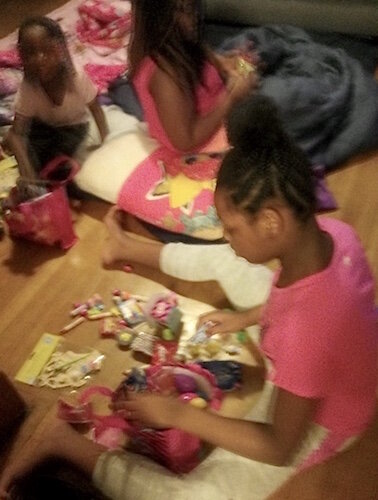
[114, 388, 318, 466]
[88, 97, 109, 144]
[198, 306, 263, 334]
[149, 63, 256, 152]
[5, 114, 37, 180]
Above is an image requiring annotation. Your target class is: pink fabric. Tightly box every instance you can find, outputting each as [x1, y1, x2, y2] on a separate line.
[260, 216, 377, 468]
[84, 63, 126, 93]
[0, 69, 21, 96]
[132, 57, 228, 153]
[118, 57, 229, 239]
[117, 147, 222, 238]
[0, 49, 21, 68]
[77, 0, 132, 50]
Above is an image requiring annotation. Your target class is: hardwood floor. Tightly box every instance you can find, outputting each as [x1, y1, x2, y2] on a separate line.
[0, 2, 377, 499]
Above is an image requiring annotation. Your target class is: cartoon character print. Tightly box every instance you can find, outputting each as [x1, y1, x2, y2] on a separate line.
[145, 152, 223, 237]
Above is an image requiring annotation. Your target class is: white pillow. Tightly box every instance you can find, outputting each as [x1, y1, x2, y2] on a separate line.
[86, 104, 140, 146]
[75, 126, 158, 203]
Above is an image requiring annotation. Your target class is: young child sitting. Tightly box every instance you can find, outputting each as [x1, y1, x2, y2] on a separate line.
[1, 96, 376, 500]
[115, 0, 259, 241]
[5, 16, 108, 188]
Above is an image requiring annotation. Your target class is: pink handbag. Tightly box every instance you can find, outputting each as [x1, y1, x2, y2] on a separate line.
[114, 363, 223, 473]
[58, 364, 223, 474]
[4, 156, 78, 249]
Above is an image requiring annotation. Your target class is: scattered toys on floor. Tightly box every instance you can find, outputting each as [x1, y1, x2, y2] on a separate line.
[59, 290, 249, 363]
[17, 289, 250, 393]
[15, 333, 105, 389]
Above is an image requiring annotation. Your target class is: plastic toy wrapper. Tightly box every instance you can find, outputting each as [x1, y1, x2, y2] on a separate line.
[38, 344, 105, 389]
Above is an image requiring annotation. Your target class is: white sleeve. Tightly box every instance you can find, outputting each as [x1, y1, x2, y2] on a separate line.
[160, 243, 273, 310]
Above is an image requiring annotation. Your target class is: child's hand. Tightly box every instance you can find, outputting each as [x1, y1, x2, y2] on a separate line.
[110, 391, 182, 429]
[227, 70, 259, 103]
[197, 309, 251, 335]
[215, 51, 241, 80]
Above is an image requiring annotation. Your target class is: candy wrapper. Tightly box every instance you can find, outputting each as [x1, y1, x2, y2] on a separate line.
[38, 346, 105, 389]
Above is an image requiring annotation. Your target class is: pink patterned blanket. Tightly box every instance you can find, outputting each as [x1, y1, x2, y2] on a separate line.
[0, 0, 131, 124]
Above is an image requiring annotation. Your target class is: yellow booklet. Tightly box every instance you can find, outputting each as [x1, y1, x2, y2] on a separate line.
[15, 333, 61, 386]
[0, 155, 18, 199]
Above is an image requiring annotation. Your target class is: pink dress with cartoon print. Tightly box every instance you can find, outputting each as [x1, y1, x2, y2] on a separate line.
[117, 57, 229, 239]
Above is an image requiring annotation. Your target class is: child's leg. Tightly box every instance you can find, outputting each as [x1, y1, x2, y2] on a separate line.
[102, 206, 273, 310]
[28, 119, 57, 172]
[160, 241, 273, 310]
[93, 446, 295, 500]
[28, 121, 88, 173]
[102, 206, 163, 269]
[56, 123, 89, 158]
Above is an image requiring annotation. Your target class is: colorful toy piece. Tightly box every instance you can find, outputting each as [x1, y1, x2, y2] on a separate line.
[151, 340, 179, 365]
[189, 396, 207, 409]
[236, 56, 256, 77]
[144, 292, 183, 334]
[130, 331, 156, 357]
[100, 317, 125, 338]
[112, 292, 146, 326]
[117, 329, 135, 347]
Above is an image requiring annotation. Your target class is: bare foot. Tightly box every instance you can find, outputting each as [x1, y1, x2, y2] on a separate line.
[102, 206, 136, 267]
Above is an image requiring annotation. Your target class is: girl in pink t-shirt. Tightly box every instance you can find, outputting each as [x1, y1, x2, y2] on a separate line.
[5, 16, 108, 186]
[1, 96, 376, 500]
[115, 95, 377, 469]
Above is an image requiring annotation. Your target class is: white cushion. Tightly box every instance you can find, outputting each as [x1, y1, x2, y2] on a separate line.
[76, 125, 158, 203]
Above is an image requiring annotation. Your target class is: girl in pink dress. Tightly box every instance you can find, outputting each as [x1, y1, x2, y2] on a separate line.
[128, 0, 258, 154]
[116, 0, 259, 239]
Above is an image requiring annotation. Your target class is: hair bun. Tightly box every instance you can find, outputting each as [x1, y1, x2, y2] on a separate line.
[226, 95, 284, 152]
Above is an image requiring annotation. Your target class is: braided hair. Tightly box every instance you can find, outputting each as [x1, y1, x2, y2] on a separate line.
[217, 95, 316, 221]
[18, 16, 74, 82]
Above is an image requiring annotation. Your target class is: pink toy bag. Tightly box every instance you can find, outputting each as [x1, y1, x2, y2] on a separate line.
[4, 156, 79, 249]
[58, 364, 223, 474]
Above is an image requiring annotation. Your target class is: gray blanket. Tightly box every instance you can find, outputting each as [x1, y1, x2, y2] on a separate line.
[220, 25, 378, 168]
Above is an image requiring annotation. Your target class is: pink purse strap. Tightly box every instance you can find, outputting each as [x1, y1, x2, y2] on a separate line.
[78, 385, 131, 431]
[40, 155, 80, 186]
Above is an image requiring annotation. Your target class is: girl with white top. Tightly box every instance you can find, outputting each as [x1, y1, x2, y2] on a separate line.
[5, 16, 108, 183]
